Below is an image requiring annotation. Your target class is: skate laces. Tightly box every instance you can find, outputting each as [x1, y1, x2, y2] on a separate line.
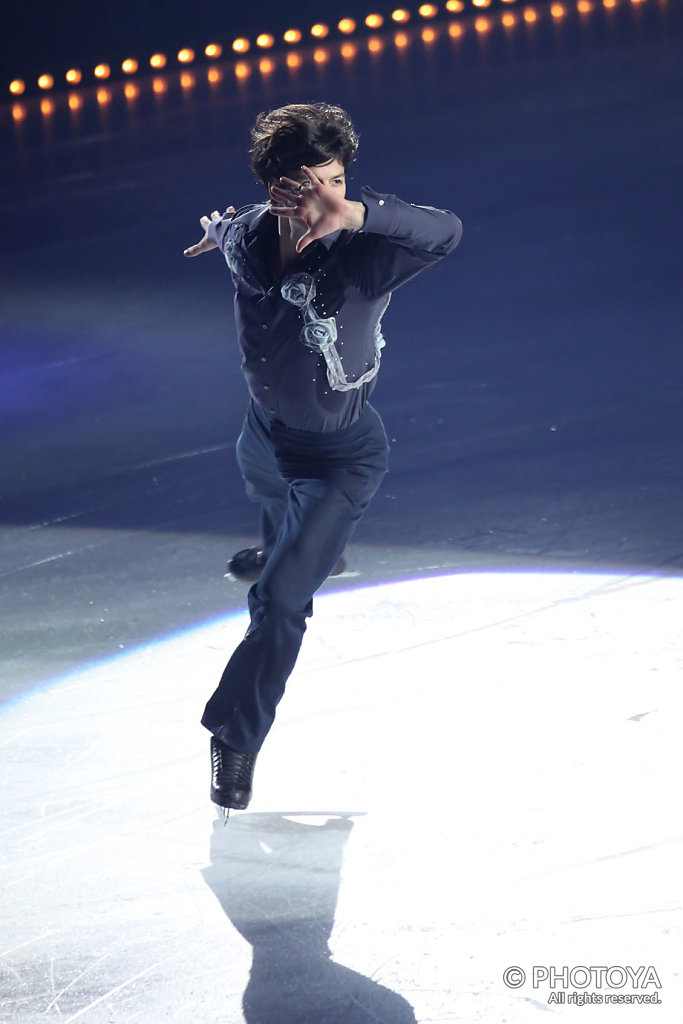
[212, 740, 256, 788]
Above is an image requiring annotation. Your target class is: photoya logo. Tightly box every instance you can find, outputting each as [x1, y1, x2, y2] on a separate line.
[503, 965, 663, 1005]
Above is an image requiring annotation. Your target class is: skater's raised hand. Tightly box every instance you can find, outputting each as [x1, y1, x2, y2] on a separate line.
[184, 208, 235, 257]
[270, 166, 365, 253]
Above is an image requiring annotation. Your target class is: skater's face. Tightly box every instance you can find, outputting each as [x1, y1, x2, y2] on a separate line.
[267, 157, 347, 210]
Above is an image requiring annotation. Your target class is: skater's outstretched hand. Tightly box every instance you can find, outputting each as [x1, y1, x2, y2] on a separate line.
[183, 207, 235, 257]
[270, 166, 365, 253]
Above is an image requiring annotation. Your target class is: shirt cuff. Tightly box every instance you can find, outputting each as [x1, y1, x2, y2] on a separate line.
[208, 207, 236, 249]
[359, 186, 398, 235]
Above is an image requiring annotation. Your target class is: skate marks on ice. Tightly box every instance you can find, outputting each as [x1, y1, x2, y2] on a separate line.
[284, 570, 683, 1022]
[0, 570, 682, 1021]
[203, 812, 417, 1024]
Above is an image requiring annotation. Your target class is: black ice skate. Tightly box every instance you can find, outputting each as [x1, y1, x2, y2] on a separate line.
[210, 736, 257, 817]
[225, 546, 347, 583]
[225, 547, 268, 583]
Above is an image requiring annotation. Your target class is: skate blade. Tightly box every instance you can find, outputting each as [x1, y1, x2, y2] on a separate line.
[223, 569, 359, 582]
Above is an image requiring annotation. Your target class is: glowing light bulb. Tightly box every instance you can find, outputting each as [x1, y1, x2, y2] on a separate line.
[447, 0, 465, 9]
[9, 79, 26, 95]
[122, 59, 138, 74]
[392, 9, 411, 22]
[150, 53, 167, 68]
[256, 34, 274, 48]
[178, 49, 195, 63]
[311, 23, 329, 37]
[94, 64, 111, 79]
[65, 69, 82, 84]
[365, 14, 384, 27]
[338, 18, 356, 33]
[284, 29, 302, 43]
[205, 43, 222, 58]
[232, 38, 250, 53]
[419, 4, 438, 16]
[38, 74, 54, 90]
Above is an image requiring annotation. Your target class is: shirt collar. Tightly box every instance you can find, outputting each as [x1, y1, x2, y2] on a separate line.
[317, 229, 343, 250]
[244, 203, 343, 252]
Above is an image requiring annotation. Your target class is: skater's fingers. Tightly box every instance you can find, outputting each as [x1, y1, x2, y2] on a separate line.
[270, 185, 298, 208]
[279, 175, 306, 192]
[295, 227, 316, 253]
[300, 165, 323, 187]
[269, 204, 300, 218]
[184, 237, 217, 258]
[270, 184, 296, 199]
[184, 241, 204, 257]
[185, 206, 233, 257]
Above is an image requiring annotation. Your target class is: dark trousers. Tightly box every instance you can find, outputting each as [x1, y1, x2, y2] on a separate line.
[201, 400, 389, 753]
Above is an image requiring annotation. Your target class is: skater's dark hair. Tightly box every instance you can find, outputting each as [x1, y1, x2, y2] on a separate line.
[250, 102, 359, 186]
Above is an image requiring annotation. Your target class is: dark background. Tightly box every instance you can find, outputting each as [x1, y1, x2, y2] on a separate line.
[6, 1, 444, 81]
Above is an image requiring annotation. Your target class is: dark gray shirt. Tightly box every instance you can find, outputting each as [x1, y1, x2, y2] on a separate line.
[209, 186, 462, 432]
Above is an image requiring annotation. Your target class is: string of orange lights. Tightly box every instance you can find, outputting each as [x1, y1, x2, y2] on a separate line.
[7, 0, 654, 115]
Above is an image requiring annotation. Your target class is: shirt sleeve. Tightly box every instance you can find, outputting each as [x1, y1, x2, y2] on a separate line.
[353, 186, 462, 295]
[208, 206, 237, 252]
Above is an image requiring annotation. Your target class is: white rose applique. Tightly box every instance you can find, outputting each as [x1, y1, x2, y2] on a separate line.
[280, 273, 386, 392]
[280, 272, 317, 307]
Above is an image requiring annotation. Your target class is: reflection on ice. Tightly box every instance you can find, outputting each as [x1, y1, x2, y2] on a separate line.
[1, 571, 681, 1021]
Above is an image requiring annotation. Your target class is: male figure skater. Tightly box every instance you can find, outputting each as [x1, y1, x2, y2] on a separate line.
[184, 103, 461, 812]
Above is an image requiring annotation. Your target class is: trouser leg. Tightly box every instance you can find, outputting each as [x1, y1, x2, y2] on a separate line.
[202, 405, 389, 753]
[235, 400, 289, 554]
